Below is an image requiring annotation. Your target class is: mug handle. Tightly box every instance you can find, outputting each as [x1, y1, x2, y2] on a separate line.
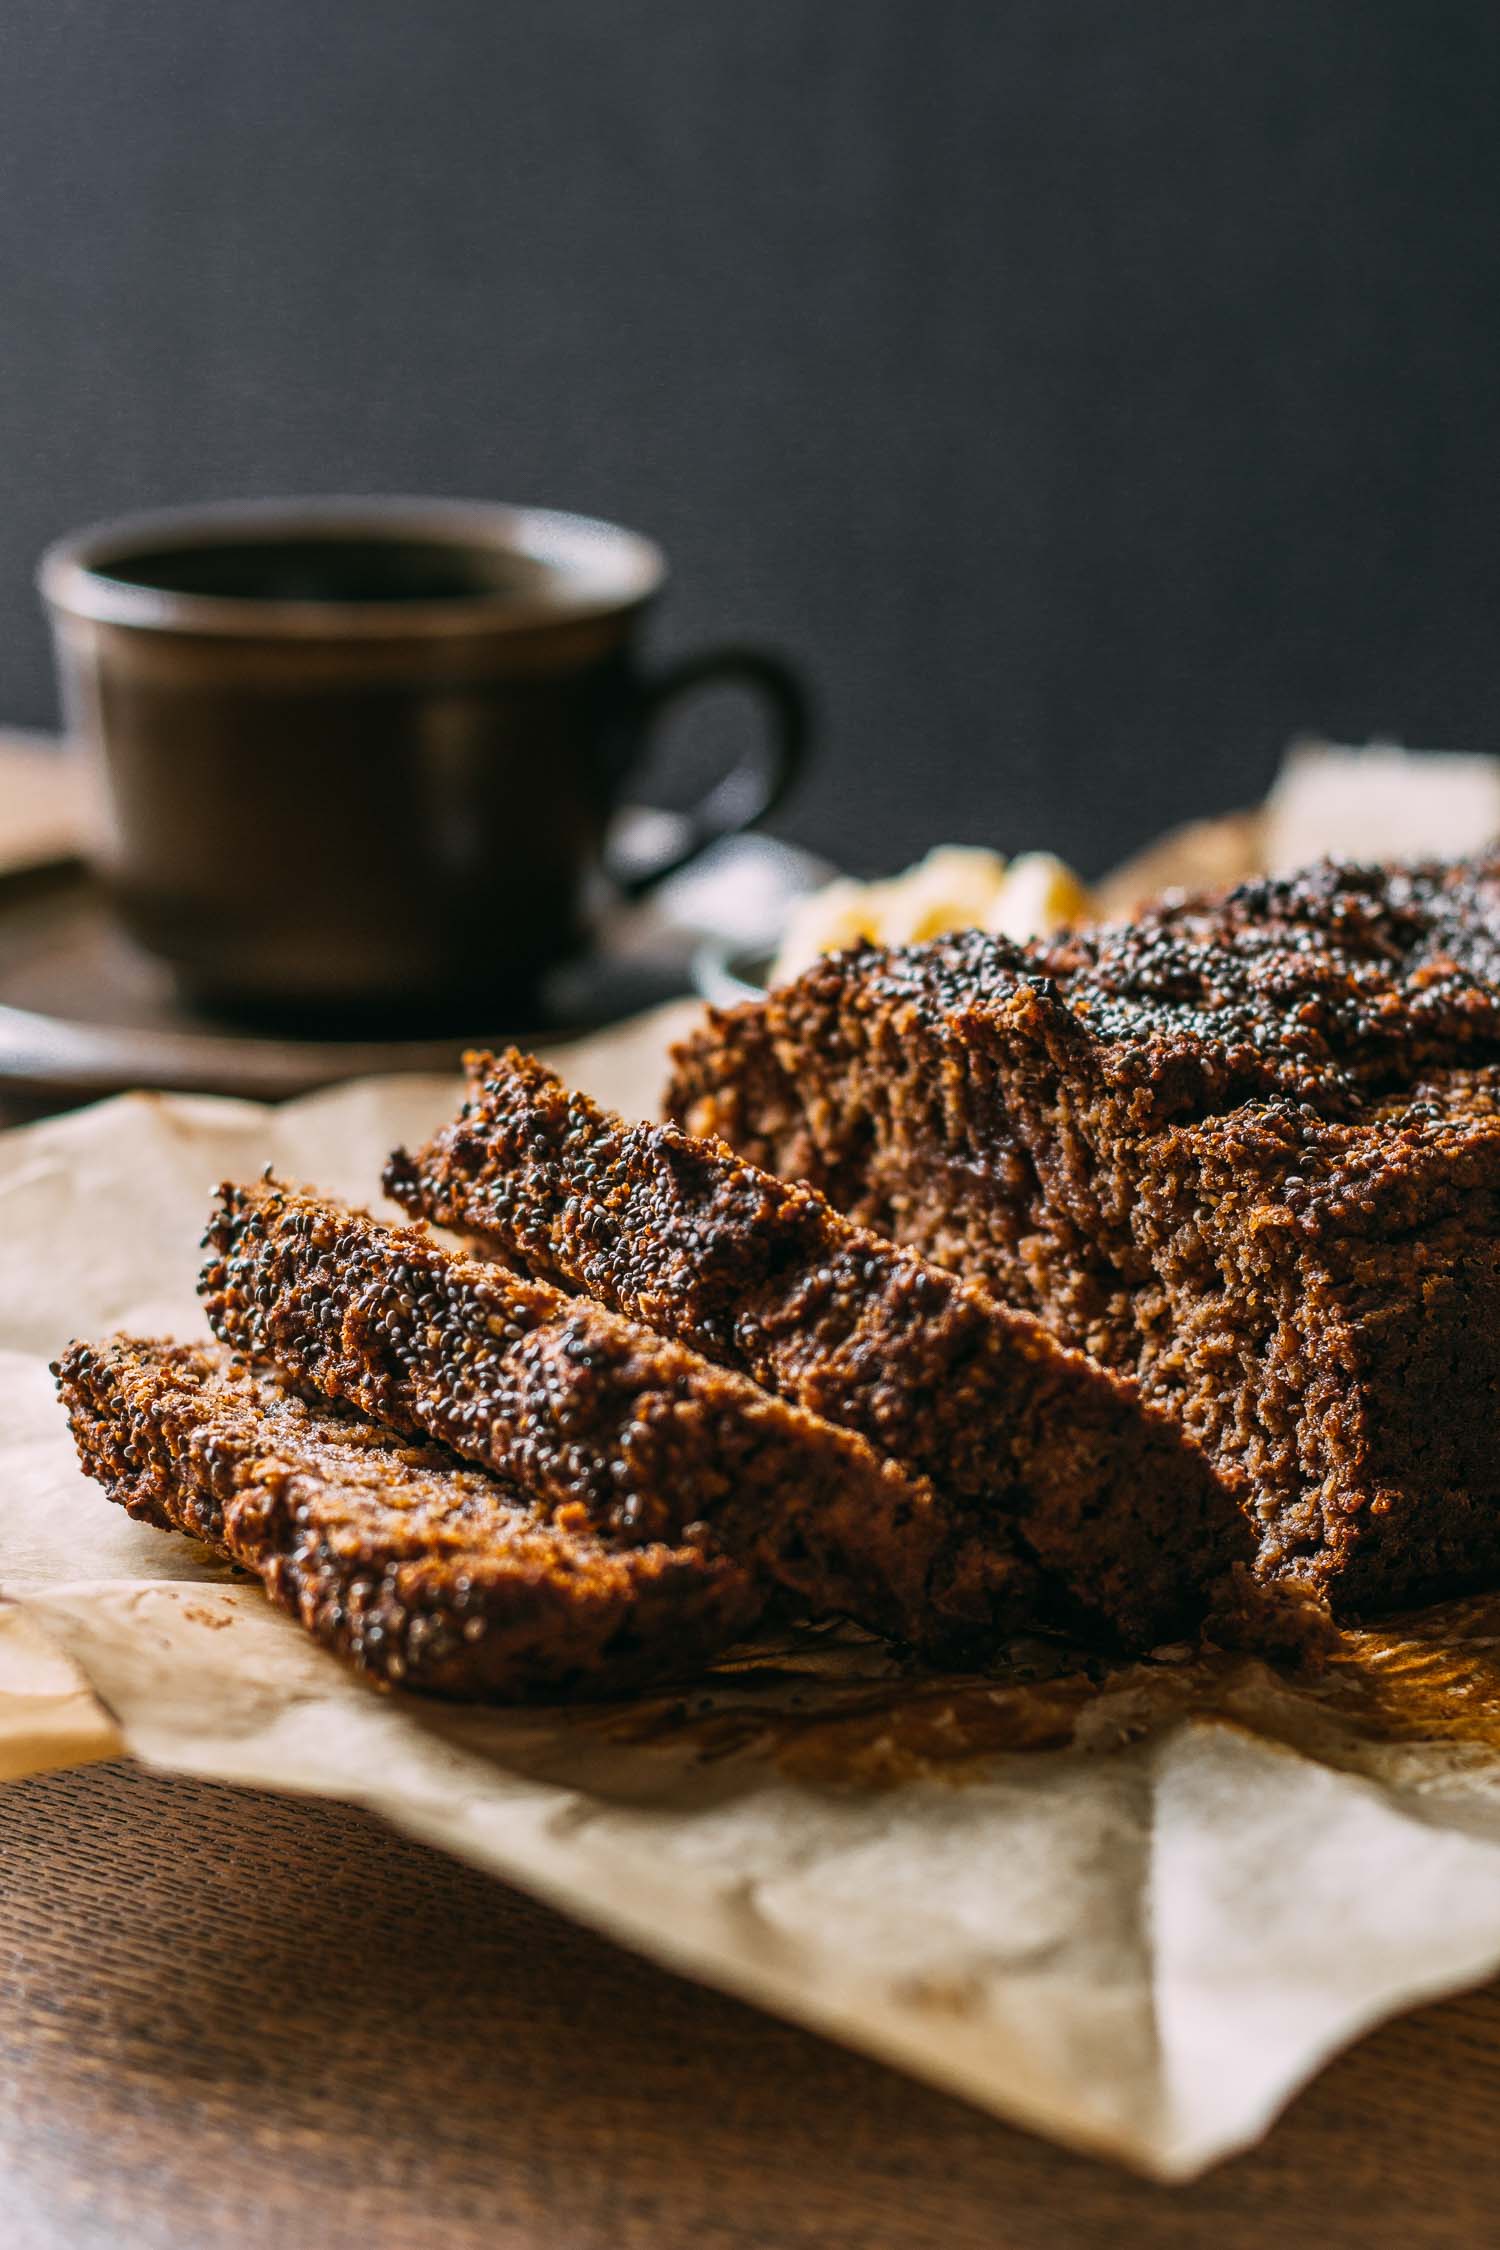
[611, 646, 811, 896]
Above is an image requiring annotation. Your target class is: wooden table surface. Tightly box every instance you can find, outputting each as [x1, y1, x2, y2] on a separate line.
[3, 1760, 1499, 2249]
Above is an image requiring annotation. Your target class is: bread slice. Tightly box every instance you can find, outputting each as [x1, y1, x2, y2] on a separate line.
[54, 1336, 766, 1700]
[384, 1050, 1252, 1648]
[199, 1180, 1026, 1658]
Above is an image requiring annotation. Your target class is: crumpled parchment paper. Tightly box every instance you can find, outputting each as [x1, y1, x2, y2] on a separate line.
[10, 760, 1500, 2180]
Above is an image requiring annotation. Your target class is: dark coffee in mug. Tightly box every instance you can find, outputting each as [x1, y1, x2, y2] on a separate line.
[95, 534, 567, 607]
[39, 499, 807, 1022]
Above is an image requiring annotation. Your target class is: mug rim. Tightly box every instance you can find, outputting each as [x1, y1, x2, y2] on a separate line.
[37, 495, 667, 639]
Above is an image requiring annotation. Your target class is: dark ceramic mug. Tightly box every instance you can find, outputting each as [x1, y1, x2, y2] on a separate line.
[39, 498, 809, 1021]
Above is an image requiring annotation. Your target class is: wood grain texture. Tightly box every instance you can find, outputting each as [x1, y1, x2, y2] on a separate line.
[2, 1762, 1498, 2249]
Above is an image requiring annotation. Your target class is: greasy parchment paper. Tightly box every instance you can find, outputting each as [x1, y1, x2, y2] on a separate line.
[10, 761, 1500, 2181]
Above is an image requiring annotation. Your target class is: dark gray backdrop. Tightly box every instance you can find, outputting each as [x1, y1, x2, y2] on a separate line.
[3, 1, 1499, 877]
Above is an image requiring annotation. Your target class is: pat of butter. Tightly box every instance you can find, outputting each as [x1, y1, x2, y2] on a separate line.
[772, 845, 1095, 985]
